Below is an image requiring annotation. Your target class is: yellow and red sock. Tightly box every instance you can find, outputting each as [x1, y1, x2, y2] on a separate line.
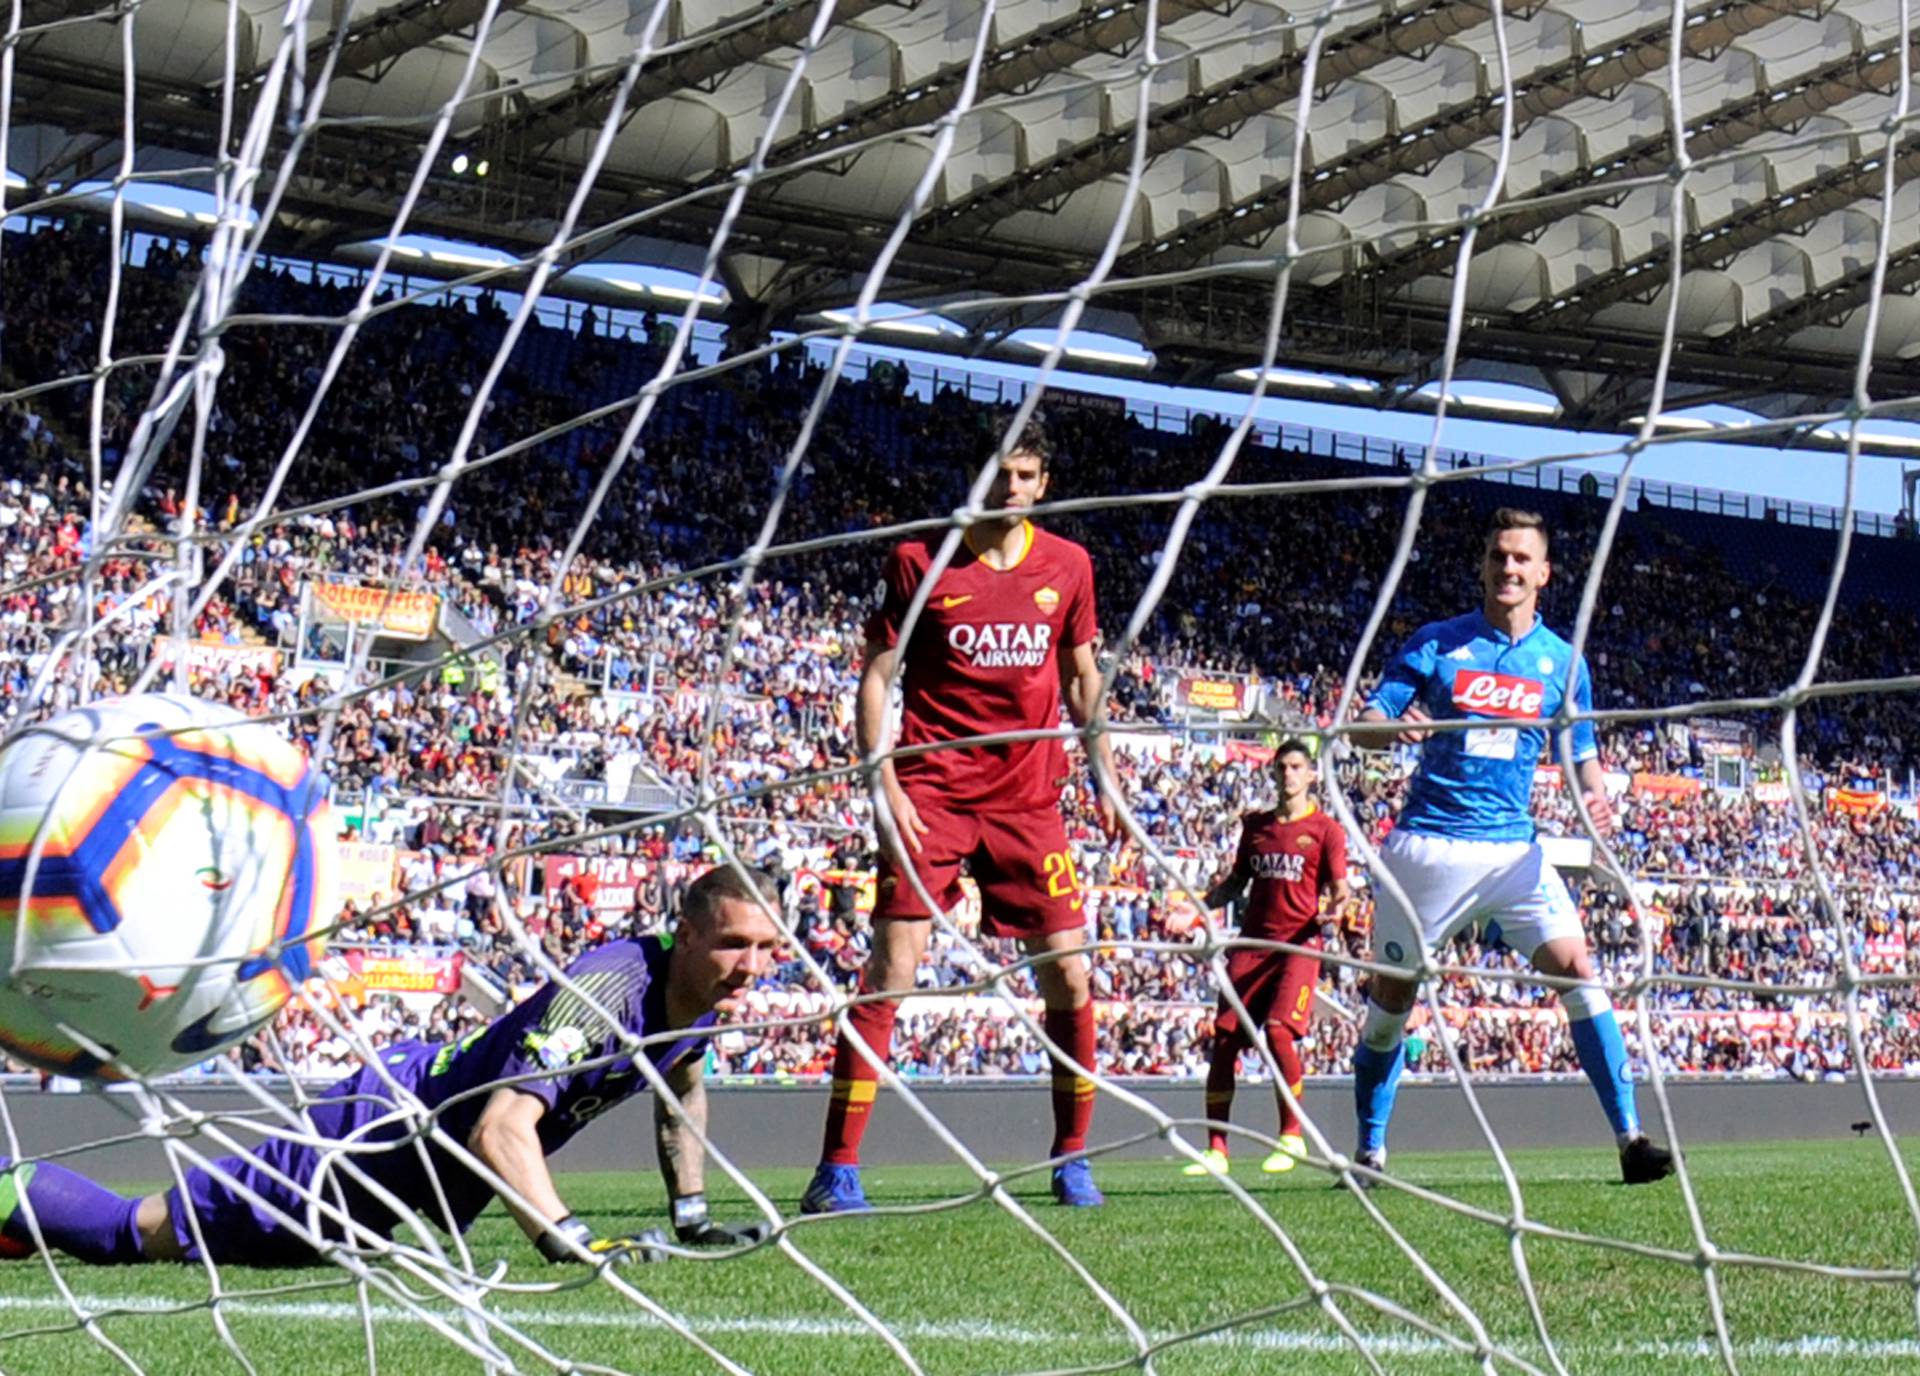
[1044, 1005, 1097, 1156]
[1204, 1035, 1239, 1155]
[1267, 1023, 1305, 1138]
[820, 994, 899, 1167]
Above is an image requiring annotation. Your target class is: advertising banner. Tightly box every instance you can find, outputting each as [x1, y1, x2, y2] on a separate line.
[156, 640, 282, 676]
[1175, 676, 1250, 716]
[334, 842, 399, 907]
[1631, 773, 1704, 800]
[540, 855, 652, 914]
[311, 581, 439, 640]
[1043, 388, 1127, 418]
[1826, 787, 1887, 817]
[1690, 718, 1750, 756]
[343, 949, 464, 996]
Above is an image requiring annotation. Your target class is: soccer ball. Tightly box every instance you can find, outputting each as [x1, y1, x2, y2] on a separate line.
[0, 693, 335, 1080]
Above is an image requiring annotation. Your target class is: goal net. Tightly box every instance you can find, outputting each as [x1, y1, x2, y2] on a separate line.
[2, 0, 1919, 1371]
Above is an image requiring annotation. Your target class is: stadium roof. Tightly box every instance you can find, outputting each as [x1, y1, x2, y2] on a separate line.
[13, 0, 1920, 429]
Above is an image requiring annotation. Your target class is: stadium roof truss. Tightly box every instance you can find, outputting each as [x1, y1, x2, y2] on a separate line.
[13, 0, 1920, 428]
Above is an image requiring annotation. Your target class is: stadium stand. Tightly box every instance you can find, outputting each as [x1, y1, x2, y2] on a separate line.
[3, 217, 1917, 1084]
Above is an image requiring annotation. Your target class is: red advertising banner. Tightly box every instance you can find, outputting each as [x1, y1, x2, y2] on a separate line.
[541, 855, 650, 914]
[310, 580, 439, 640]
[1176, 676, 1249, 715]
[1864, 935, 1908, 970]
[1751, 780, 1792, 804]
[343, 949, 464, 996]
[1826, 787, 1887, 817]
[1223, 739, 1275, 766]
[1631, 773, 1704, 800]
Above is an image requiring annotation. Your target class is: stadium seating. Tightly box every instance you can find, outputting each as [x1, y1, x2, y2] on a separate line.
[2, 217, 1917, 1083]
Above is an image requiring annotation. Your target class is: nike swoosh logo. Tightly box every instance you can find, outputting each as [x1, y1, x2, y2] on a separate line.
[170, 1004, 274, 1057]
[941, 595, 973, 609]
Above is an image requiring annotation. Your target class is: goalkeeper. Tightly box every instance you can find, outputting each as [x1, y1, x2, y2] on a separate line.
[0, 865, 785, 1267]
[1348, 508, 1674, 1187]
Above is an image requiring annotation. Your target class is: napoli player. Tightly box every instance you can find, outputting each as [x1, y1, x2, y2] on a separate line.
[1349, 508, 1674, 1186]
[0, 866, 785, 1266]
[802, 415, 1120, 1213]
[1184, 739, 1349, 1177]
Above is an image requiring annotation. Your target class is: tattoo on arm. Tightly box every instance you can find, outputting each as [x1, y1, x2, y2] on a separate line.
[654, 1058, 708, 1199]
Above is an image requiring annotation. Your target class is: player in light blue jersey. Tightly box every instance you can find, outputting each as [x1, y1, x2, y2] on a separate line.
[1348, 508, 1674, 1187]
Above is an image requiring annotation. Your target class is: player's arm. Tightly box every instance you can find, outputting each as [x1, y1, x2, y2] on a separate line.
[1325, 867, 1354, 920]
[1565, 657, 1614, 838]
[654, 1054, 771, 1247]
[860, 543, 930, 852]
[1203, 870, 1249, 911]
[469, 1086, 658, 1262]
[1350, 631, 1437, 746]
[1202, 819, 1253, 911]
[859, 638, 928, 852]
[1321, 822, 1354, 919]
[1061, 639, 1121, 836]
[1574, 757, 1614, 837]
[1351, 703, 1430, 746]
[470, 1087, 570, 1244]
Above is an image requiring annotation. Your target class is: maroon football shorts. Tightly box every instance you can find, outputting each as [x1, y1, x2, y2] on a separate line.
[1212, 941, 1322, 1042]
[874, 798, 1085, 938]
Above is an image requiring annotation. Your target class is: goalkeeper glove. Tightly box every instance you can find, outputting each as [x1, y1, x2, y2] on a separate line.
[537, 1215, 667, 1265]
[671, 1193, 772, 1247]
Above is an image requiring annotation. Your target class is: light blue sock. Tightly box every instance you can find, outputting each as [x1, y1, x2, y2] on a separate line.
[1352, 1041, 1406, 1157]
[1566, 1009, 1638, 1141]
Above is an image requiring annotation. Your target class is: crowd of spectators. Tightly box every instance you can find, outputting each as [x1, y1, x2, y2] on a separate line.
[2, 216, 1919, 1087]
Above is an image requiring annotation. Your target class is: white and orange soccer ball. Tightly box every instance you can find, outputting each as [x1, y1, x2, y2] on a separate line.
[0, 693, 334, 1080]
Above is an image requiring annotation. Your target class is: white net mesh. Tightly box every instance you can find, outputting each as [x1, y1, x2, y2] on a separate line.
[3, 0, 1920, 1371]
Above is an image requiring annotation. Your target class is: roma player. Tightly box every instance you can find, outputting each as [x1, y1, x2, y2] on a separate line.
[1184, 739, 1348, 1177]
[802, 416, 1119, 1212]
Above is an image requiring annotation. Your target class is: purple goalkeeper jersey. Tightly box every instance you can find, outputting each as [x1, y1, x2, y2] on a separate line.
[167, 935, 715, 1265]
[411, 934, 715, 1152]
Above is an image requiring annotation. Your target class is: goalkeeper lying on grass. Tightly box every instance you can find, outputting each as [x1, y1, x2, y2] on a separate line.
[0, 865, 784, 1268]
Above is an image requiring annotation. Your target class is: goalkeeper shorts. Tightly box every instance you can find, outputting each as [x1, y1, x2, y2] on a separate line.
[1368, 829, 1582, 975]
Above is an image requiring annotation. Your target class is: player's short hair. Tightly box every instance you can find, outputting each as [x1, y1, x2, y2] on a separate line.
[680, 864, 783, 930]
[1273, 738, 1316, 765]
[996, 412, 1055, 472]
[1485, 507, 1550, 556]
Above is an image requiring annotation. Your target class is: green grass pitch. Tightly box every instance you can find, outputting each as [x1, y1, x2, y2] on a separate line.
[1, 1141, 1915, 1374]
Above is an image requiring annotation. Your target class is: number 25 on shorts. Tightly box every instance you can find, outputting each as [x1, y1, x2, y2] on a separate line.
[1043, 850, 1084, 911]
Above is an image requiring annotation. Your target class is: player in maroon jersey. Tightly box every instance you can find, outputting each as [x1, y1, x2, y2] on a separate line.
[802, 415, 1121, 1213]
[1183, 739, 1350, 1177]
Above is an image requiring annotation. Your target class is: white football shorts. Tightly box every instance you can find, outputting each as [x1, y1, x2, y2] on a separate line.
[1368, 829, 1583, 974]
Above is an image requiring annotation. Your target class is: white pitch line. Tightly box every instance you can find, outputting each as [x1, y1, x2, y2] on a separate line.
[0, 1294, 1917, 1363]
